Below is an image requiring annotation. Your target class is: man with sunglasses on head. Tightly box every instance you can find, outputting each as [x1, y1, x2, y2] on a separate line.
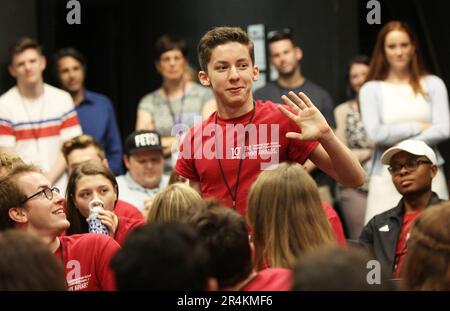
[254, 28, 336, 203]
[359, 140, 444, 277]
[0, 164, 119, 290]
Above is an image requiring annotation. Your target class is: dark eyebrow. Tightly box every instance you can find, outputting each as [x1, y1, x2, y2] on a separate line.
[213, 61, 228, 65]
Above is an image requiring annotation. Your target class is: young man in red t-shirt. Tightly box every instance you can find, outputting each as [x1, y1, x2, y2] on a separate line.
[0, 164, 119, 290]
[359, 140, 444, 276]
[175, 26, 364, 216]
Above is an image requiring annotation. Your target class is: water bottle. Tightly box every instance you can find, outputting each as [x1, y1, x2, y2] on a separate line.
[87, 199, 109, 235]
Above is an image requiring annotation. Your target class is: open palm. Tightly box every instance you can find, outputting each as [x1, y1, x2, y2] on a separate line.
[278, 91, 332, 141]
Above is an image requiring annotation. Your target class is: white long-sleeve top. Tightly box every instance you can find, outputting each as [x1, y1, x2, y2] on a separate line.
[359, 75, 450, 175]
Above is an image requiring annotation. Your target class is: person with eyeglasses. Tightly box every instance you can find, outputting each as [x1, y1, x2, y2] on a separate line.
[0, 164, 119, 290]
[254, 28, 337, 204]
[359, 140, 445, 277]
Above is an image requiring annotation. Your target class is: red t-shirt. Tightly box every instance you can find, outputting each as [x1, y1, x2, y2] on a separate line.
[322, 201, 347, 247]
[175, 100, 319, 216]
[393, 210, 423, 277]
[114, 200, 145, 222]
[113, 199, 146, 245]
[241, 268, 292, 291]
[114, 215, 146, 246]
[55, 234, 120, 291]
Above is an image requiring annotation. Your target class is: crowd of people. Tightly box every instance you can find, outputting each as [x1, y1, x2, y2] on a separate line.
[0, 20, 449, 291]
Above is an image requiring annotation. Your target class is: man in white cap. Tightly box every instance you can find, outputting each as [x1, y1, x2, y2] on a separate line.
[359, 140, 445, 277]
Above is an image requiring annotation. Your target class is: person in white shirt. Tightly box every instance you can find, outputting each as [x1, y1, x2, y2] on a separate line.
[0, 37, 82, 192]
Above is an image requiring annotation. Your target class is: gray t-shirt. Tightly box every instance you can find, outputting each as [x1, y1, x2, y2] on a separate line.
[254, 79, 336, 128]
[138, 83, 213, 136]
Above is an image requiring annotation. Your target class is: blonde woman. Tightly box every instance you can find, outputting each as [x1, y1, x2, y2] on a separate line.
[247, 162, 336, 269]
[402, 202, 450, 290]
[147, 183, 202, 223]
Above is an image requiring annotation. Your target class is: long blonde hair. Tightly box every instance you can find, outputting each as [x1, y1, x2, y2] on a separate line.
[147, 183, 202, 224]
[247, 162, 336, 269]
[401, 202, 450, 290]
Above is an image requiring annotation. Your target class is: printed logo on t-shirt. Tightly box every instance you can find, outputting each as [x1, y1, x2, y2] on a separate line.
[231, 142, 281, 159]
[179, 123, 282, 169]
[65, 259, 92, 291]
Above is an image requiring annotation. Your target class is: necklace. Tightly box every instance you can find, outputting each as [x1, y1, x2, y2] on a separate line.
[163, 83, 186, 125]
[19, 90, 46, 152]
[214, 102, 256, 210]
[235, 271, 259, 291]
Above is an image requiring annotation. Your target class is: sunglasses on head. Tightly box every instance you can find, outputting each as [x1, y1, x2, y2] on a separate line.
[267, 28, 293, 41]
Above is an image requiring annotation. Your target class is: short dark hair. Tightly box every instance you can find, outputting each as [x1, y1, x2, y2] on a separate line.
[197, 26, 254, 72]
[155, 34, 188, 60]
[9, 37, 42, 64]
[0, 230, 66, 290]
[110, 223, 211, 290]
[187, 200, 253, 288]
[346, 54, 370, 99]
[54, 47, 87, 79]
[54, 47, 87, 68]
[0, 164, 42, 231]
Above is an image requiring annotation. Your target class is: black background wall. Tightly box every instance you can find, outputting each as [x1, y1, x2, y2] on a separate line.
[1, 0, 450, 174]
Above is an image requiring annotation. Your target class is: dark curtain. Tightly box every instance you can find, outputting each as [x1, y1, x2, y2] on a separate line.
[33, 0, 360, 142]
[2, 0, 447, 178]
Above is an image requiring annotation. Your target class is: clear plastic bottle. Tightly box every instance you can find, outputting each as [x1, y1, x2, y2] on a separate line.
[87, 199, 109, 235]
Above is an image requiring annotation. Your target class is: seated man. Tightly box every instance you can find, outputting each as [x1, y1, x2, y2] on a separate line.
[116, 131, 169, 211]
[359, 140, 444, 277]
[61, 134, 145, 222]
[188, 201, 292, 291]
[0, 164, 119, 290]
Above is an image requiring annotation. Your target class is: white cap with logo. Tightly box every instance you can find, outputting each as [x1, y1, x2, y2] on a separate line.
[381, 140, 437, 165]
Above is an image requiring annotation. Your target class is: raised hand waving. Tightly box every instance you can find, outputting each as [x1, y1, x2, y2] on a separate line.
[278, 91, 332, 141]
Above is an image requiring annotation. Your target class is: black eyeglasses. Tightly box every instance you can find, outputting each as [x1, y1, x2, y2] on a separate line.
[267, 28, 293, 41]
[22, 187, 61, 205]
[388, 159, 432, 175]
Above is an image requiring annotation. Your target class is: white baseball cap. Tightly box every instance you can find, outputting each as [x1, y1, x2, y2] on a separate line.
[381, 140, 437, 165]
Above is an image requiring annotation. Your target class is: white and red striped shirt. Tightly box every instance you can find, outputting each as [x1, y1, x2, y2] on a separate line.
[0, 84, 82, 189]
